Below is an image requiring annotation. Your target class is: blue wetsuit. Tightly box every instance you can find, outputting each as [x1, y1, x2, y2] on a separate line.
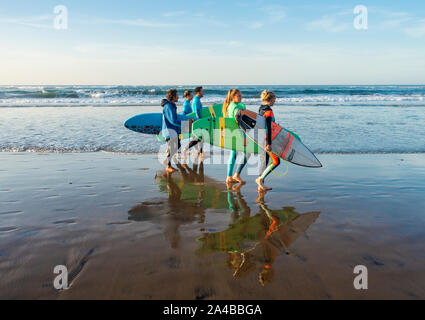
[182, 99, 192, 115]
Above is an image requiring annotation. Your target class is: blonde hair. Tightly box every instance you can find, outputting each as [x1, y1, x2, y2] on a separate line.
[222, 89, 241, 117]
[261, 90, 276, 104]
[183, 90, 192, 98]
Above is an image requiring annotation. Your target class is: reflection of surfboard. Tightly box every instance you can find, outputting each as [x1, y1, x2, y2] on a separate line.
[238, 110, 322, 168]
[196, 206, 319, 255]
[271, 211, 320, 247]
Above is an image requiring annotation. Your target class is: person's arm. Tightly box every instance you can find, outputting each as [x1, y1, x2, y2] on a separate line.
[164, 104, 181, 128]
[266, 117, 272, 145]
[230, 103, 246, 120]
[263, 110, 273, 146]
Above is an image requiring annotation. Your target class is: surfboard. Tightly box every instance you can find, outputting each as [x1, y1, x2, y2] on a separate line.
[187, 103, 223, 119]
[192, 117, 260, 154]
[238, 110, 322, 168]
[124, 104, 224, 141]
[124, 113, 163, 135]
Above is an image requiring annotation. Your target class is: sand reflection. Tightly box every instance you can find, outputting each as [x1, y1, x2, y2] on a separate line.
[129, 160, 320, 286]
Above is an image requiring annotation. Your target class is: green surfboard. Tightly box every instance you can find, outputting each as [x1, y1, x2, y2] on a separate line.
[186, 103, 223, 119]
[156, 103, 224, 142]
[192, 116, 260, 154]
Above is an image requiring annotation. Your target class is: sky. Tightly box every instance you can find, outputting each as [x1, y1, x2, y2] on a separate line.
[0, 0, 425, 85]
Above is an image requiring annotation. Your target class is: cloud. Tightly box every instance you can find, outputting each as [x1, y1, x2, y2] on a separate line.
[0, 15, 52, 28]
[381, 17, 411, 28]
[373, 9, 412, 28]
[404, 19, 425, 38]
[370, 9, 425, 37]
[307, 15, 350, 33]
[201, 40, 242, 47]
[250, 22, 264, 29]
[253, 43, 314, 58]
[261, 5, 286, 23]
[163, 11, 185, 17]
[91, 18, 180, 28]
[199, 18, 228, 27]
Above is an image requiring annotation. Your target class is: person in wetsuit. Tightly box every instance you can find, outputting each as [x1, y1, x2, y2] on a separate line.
[256, 90, 280, 191]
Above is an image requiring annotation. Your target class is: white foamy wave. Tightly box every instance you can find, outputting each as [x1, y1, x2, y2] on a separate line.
[1, 94, 424, 107]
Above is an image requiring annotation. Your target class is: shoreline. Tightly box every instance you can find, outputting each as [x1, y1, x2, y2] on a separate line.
[2, 150, 425, 155]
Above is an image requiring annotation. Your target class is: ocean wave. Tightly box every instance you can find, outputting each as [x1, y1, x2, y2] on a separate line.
[1, 85, 425, 108]
[1, 96, 425, 108]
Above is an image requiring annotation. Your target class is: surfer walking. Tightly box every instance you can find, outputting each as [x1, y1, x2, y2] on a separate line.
[222, 89, 248, 186]
[256, 90, 280, 191]
[182, 86, 204, 157]
[161, 89, 182, 174]
[181, 90, 193, 115]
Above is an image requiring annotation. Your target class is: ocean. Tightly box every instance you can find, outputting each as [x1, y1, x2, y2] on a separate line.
[1, 85, 424, 154]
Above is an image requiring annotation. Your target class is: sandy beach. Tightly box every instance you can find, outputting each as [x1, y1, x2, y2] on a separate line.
[2, 0, 425, 305]
[0, 151, 424, 299]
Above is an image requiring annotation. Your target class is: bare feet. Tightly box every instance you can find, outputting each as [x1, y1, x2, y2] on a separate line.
[256, 189, 267, 203]
[226, 176, 238, 184]
[232, 183, 243, 192]
[225, 176, 238, 189]
[256, 177, 272, 191]
[165, 166, 177, 174]
[232, 174, 245, 184]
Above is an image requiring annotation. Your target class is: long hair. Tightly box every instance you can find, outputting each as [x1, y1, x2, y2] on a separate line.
[222, 89, 241, 117]
[261, 90, 276, 104]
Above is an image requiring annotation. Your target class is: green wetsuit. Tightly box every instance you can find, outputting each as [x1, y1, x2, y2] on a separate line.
[226, 102, 248, 177]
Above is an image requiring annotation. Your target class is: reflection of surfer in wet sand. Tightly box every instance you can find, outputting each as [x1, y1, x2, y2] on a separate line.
[128, 162, 206, 248]
[196, 202, 320, 286]
[129, 159, 238, 248]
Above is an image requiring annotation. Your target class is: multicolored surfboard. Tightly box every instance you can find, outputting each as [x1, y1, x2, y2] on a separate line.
[192, 116, 260, 154]
[238, 110, 322, 168]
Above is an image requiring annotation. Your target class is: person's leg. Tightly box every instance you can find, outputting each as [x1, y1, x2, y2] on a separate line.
[198, 140, 204, 156]
[233, 152, 248, 183]
[262, 154, 280, 179]
[256, 153, 280, 190]
[171, 138, 181, 160]
[226, 150, 238, 184]
[165, 139, 172, 166]
[259, 149, 268, 175]
[166, 138, 179, 173]
[165, 139, 177, 173]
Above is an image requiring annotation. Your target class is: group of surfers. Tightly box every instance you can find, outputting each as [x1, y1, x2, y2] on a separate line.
[160, 86, 281, 191]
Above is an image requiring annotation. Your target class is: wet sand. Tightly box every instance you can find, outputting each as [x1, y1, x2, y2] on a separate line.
[0, 152, 424, 299]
